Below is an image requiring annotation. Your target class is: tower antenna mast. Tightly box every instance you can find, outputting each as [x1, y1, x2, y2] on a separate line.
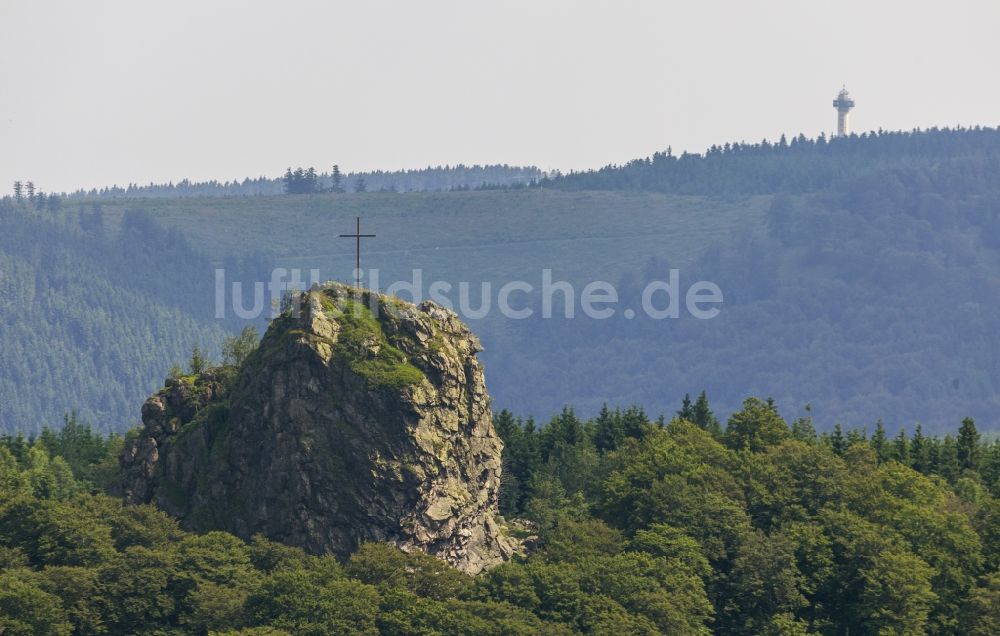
[832, 86, 855, 137]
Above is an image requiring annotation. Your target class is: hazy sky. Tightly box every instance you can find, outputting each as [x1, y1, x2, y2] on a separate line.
[3, 0, 999, 193]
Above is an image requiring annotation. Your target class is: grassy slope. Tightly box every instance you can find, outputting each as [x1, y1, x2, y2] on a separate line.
[94, 190, 768, 285]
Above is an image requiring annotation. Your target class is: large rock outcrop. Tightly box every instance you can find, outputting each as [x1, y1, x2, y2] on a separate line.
[120, 283, 515, 574]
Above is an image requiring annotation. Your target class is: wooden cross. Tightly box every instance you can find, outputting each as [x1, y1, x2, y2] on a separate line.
[339, 216, 376, 288]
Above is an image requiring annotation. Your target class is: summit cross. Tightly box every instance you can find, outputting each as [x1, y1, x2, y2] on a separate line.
[339, 216, 376, 289]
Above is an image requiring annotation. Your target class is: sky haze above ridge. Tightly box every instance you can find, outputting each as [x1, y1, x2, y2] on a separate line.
[2, 0, 999, 192]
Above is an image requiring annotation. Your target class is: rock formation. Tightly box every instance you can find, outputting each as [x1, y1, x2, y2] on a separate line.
[120, 283, 515, 574]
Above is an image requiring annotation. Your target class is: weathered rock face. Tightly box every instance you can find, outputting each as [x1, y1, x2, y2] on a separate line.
[120, 283, 515, 573]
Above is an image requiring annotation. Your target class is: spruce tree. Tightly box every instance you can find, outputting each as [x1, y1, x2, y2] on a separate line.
[957, 417, 980, 471]
[871, 420, 888, 462]
[791, 416, 817, 444]
[692, 391, 721, 437]
[305, 167, 318, 193]
[938, 435, 960, 482]
[331, 165, 344, 193]
[594, 404, 623, 452]
[189, 346, 208, 376]
[846, 427, 866, 448]
[677, 394, 694, 422]
[911, 424, 927, 473]
[621, 405, 647, 439]
[892, 427, 909, 466]
[829, 423, 847, 456]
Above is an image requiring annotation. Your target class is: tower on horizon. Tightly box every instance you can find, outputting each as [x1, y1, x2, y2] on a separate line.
[832, 87, 855, 137]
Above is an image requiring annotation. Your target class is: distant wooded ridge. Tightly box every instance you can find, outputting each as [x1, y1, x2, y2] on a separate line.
[54, 164, 543, 199]
[18, 125, 998, 201]
[540, 125, 1000, 194]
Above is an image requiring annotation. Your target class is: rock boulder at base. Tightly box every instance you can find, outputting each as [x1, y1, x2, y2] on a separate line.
[120, 283, 516, 574]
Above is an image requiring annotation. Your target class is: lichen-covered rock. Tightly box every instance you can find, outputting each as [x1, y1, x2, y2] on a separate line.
[120, 283, 516, 574]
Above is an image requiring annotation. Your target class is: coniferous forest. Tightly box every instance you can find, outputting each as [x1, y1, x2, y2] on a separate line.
[6, 127, 1000, 433]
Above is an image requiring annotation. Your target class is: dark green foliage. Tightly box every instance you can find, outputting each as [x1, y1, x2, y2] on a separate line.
[2, 399, 1000, 634]
[0, 442, 563, 634]
[692, 390, 722, 437]
[490, 399, 1000, 635]
[495, 410, 540, 517]
[0, 569, 72, 635]
[871, 420, 889, 462]
[3, 368, 1000, 635]
[345, 542, 471, 601]
[891, 427, 910, 465]
[958, 417, 981, 471]
[478, 518, 713, 634]
[724, 397, 790, 452]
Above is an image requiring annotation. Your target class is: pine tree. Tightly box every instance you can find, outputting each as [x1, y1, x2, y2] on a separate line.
[594, 404, 623, 452]
[12, 181, 22, 200]
[189, 346, 208, 375]
[25, 181, 35, 200]
[957, 417, 980, 471]
[871, 420, 888, 462]
[846, 426, 866, 448]
[891, 427, 909, 465]
[677, 394, 694, 421]
[331, 165, 344, 193]
[791, 417, 817, 444]
[494, 409, 524, 515]
[790, 404, 817, 443]
[354, 177, 367, 193]
[621, 405, 647, 439]
[692, 391, 721, 437]
[305, 167, 318, 193]
[911, 424, 927, 473]
[830, 423, 847, 456]
[938, 435, 960, 482]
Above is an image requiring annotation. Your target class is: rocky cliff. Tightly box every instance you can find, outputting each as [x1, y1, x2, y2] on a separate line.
[120, 283, 515, 574]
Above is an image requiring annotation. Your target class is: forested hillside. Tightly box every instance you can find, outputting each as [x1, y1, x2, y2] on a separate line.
[4, 127, 1000, 433]
[0, 199, 270, 433]
[1, 398, 998, 634]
